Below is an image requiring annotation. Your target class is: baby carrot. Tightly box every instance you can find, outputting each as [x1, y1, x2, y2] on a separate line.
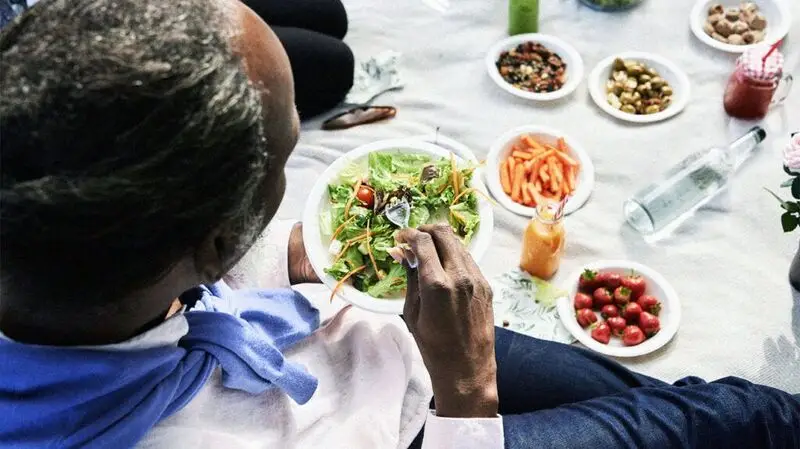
[539, 165, 550, 183]
[528, 184, 543, 206]
[534, 180, 542, 192]
[557, 137, 569, 153]
[523, 160, 533, 175]
[500, 160, 512, 194]
[521, 181, 532, 205]
[512, 150, 533, 160]
[522, 135, 547, 153]
[508, 156, 517, 180]
[566, 166, 576, 191]
[511, 163, 525, 203]
[554, 151, 579, 167]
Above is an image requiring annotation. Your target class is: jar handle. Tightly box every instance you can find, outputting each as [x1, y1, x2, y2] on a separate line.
[772, 74, 794, 105]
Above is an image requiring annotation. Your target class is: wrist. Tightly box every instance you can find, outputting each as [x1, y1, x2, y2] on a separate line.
[431, 367, 499, 418]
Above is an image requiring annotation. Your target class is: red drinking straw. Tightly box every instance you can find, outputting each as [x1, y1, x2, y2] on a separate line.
[762, 39, 783, 71]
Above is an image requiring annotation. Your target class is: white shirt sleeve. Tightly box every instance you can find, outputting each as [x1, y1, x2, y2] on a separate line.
[224, 219, 296, 290]
[421, 411, 504, 449]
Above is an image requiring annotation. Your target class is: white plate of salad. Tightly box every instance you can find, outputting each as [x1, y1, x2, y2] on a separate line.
[302, 138, 494, 315]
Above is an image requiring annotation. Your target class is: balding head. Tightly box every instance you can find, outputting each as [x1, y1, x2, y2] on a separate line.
[0, 0, 298, 343]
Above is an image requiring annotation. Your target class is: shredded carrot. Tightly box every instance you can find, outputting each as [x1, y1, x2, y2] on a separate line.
[343, 179, 362, 219]
[451, 187, 497, 206]
[330, 265, 366, 302]
[365, 223, 383, 280]
[500, 160, 512, 194]
[346, 232, 371, 245]
[331, 216, 356, 242]
[450, 152, 460, 198]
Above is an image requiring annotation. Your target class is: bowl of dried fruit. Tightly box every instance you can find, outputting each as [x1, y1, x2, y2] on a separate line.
[588, 52, 691, 124]
[690, 0, 791, 53]
[486, 33, 584, 101]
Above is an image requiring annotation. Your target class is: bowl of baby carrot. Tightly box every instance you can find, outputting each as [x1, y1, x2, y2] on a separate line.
[486, 125, 595, 216]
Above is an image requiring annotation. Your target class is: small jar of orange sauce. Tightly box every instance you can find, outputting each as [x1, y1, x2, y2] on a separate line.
[520, 199, 565, 280]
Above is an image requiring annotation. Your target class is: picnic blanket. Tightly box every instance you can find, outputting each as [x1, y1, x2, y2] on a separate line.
[279, 0, 800, 393]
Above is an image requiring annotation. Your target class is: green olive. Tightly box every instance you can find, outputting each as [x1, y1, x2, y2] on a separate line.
[661, 85, 674, 96]
[621, 104, 637, 114]
[612, 58, 626, 71]
[619, 92, 635, 104]
[645, 105, 662, 114]
[638, 74, 652, 83]
[650, 77, 666, 89]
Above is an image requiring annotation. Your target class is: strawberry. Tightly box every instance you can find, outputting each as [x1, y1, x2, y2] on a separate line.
[636, 295, 662, 315]
[576, 308, 598, 328]
[574, 292, 593, 310]
[591, 322, 611, 344]
[578, 269, 600, 292]
[621, 272, 647, 300]
[593, 288, 614, 307]
[597, 272, 622, 290]
[622, 302, 643, 323]
[613, 286, 632, 306]
[607, 316, 627, 336]
[622, 325, 646, 346]
[600, 304, 619, 319]
[638, 312, 661, 337]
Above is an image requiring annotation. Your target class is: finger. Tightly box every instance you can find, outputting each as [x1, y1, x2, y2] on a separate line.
[396, 228, 447, 291]
[403, 263, 421, 326]
[418, 223, 471, 272]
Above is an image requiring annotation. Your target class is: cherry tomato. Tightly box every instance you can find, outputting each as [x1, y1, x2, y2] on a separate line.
[356, 186, 375, 207]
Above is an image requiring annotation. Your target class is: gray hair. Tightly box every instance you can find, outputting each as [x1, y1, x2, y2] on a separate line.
[0, 0, 273, 305]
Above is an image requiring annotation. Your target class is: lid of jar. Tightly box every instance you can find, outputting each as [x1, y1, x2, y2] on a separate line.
[784, 133, 800, 172]
[737, 44, 784, 81]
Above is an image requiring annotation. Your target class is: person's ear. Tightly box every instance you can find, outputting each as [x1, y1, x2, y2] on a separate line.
[193, 229, 237, 284]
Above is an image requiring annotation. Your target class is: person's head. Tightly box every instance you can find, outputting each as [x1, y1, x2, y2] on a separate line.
[0, 0, 299, 343]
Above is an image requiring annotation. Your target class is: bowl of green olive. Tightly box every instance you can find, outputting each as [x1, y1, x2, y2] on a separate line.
[588, 52, 691, 124]
[579, 0, 644, 12]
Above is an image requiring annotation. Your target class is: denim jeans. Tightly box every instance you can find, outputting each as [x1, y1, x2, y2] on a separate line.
[409, 327, 800, 448]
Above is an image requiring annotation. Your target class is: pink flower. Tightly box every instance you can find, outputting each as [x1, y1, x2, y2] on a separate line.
[784, 134, 800, 172]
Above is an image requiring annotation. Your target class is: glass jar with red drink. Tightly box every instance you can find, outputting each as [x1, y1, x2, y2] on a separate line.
[723, 44, 793, 120]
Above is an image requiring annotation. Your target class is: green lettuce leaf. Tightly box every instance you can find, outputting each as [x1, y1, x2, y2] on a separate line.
[366, 263, 407, 298]
[408, 205, 431, 228]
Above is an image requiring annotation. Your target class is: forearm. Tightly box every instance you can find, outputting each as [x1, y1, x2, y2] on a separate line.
[502, 377, 800, 449]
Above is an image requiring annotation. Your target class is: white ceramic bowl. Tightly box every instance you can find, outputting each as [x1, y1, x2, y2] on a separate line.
[690, 0, 792, 53]
[588, 52, 691, 124]
[302, 139, 495, 315]
[486, 33, 585, 101]
[557, 260, 682, 358]
[485, 125, 595, 216]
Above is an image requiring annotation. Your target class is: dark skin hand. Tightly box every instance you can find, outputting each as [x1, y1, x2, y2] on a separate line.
[397, 224, 499, 418]
[288, 222, 320, 285]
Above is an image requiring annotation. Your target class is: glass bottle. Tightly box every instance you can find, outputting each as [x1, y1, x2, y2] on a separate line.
[624, 126, 767, 235]
[508, 0, 539, 35]
[520, 199, 565, 280]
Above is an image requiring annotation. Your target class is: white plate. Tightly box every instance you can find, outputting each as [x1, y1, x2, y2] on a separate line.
[588, 52, 691, 124]
[690, 0, 792, 53]
[302, 138, 495, 315]
[486, 33, 585, 101]
[557, 260, 682, 358]
[485, 125, 595, 216]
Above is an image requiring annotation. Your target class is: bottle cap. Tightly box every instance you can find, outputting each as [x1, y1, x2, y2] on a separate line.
[737, 43, 784, 82]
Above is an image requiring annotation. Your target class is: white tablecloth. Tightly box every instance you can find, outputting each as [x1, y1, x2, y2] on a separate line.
[278, 0, 800, 393]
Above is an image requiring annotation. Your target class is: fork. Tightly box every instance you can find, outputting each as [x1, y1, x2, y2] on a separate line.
[385, 198, 419, 268]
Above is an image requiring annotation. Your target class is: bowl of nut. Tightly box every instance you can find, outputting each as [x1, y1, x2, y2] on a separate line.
[690, 0, 792, 53]
[486, 33, 585, 102]
[588, 52, 691, 124]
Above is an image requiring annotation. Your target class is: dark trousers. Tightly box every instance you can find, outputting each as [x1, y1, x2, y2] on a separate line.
[410, 327, 800, 448]
[243, 0, 354, 119]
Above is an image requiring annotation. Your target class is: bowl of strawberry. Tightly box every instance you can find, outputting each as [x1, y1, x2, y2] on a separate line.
[557, 260, 682, 358]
